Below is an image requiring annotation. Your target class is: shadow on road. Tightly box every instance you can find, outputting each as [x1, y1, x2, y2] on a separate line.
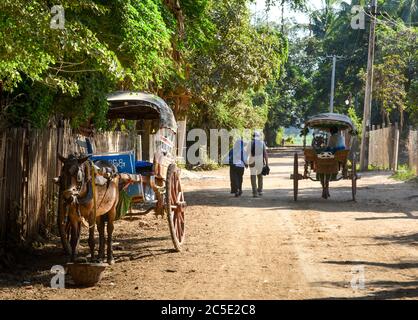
[310, 260, 418, 299]
[314, 279, 418, 300]
[323, 260, 418, 269]
[0, 235, 174, 289]
[186, 184, 418, 217]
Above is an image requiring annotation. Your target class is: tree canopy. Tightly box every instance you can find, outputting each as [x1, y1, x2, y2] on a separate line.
[262, 0, 418, 145]
[2, 0, 417, 145]
[0, 0, 289, 130]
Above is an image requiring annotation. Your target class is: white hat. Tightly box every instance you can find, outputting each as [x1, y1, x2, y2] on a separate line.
[253, 131, 262, 139]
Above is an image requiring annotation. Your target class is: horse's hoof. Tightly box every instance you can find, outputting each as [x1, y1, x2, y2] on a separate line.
[107, 258, 115, 265]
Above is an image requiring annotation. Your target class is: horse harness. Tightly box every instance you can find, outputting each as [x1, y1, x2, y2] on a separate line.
[65, 160, 118, 228]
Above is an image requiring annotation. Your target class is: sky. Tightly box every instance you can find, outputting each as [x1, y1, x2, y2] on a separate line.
[250, 0, 325, 25]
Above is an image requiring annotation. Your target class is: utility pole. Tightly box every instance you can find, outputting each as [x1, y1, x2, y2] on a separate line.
[359, 0, 377, 171]
[327, 55, 343, 113]
[330, 55, 337, 113]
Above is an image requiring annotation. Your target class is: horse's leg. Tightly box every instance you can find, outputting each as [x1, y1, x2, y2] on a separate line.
[88, 213, 95, 262]
[70, 221, 80, 262]
[324, 176, 329, 199]
[106, 207, 116, 265]
[326, 176, 331, 198]
[320, 174, 326, 199]
[97, 215, 105, 262]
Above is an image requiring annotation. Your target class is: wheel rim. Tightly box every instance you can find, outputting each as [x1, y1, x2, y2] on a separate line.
[294, 153, 298, 201]
[352, 157, 357, 201]
[167, 165, 185, 250]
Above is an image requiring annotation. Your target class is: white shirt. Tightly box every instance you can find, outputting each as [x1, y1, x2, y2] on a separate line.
[231, 140, 248, 168]
[328, 133, 345, 149]
[247, 139, 267, 167]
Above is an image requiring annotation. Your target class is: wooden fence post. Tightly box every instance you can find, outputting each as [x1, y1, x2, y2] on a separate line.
[416, 130, 418, 175]
[370, 125, 374, 167]
[0, 130, 6, 245]
[393, 122, 400, 172]
[177, 119, 187, 162]
[136, 135, 142, 161]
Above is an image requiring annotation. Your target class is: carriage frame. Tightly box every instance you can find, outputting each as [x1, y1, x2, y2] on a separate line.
[291, 112, 359, 201]
[58, 91, 186, 253]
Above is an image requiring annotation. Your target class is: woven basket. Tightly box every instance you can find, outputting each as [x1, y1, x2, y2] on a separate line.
[66, 262, 108, 287]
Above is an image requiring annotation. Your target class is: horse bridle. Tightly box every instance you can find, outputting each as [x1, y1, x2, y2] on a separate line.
[63, 160, 113, 229]
[61, 161, 91, 228]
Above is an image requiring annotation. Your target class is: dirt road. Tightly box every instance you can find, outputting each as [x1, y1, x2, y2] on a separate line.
[2, 148, 418, 299]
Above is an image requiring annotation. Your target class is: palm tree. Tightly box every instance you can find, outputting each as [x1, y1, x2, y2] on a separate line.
[399, 0, 418, 26]
[382, 0, 418, 26]
[309, 0, 343, 39]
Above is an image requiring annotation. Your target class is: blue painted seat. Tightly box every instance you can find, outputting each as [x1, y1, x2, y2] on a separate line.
[90, 151, 141, 198]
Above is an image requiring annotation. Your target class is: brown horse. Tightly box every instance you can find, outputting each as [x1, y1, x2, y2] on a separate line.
[58, 153, 121, 264]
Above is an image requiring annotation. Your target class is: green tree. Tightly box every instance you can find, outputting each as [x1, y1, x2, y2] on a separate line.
[0, 0, 175, 127]
[187, 2, 288, 131]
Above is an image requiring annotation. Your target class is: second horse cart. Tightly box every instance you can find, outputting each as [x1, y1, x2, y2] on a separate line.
[291, 112, 359, 201]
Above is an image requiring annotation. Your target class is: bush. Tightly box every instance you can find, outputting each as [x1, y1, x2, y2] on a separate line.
[391, 165, 416, 181]
[347, 106, 362, 137]
[275, 127, 285, 146]
[285, 136, 295, 145]
[185, 149, 223, 171]
[186, 159, 223, 171]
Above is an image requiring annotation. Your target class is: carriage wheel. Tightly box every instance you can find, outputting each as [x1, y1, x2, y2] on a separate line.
[166, 164, 186, 252]
[351, 156, 357, 201]
[57, 192, 71, 255]
[293, 153, 299, 201]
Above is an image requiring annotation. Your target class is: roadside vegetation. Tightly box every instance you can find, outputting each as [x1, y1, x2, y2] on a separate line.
[391, 164, 417, 181]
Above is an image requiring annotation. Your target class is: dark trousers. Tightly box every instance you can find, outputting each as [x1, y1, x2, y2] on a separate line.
[230, 165, 245, 193]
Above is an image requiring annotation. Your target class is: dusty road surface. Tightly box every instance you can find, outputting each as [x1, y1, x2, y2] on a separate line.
[2, 148, 418, 299]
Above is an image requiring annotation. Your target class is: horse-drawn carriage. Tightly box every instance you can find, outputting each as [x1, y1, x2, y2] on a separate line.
[57, 92, 186, 263]
[291, 113, 359, 201]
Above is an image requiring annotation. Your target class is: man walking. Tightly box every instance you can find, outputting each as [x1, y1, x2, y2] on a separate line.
[228, 138, 248, 197]
[247, 131, 269, 198]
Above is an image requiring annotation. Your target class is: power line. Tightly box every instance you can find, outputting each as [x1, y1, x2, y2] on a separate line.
[362, 8, 418, 29]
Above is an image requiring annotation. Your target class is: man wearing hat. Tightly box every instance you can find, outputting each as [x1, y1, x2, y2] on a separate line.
[227, 138, 249, 197]
[247, 130, 269, 197]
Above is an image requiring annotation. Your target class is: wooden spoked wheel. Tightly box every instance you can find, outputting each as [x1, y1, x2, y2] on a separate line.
[57, 191, 72, 255]
[166, 164, 186, 252]
[293, 153, 299, 202]
[351, 156, 357, 201]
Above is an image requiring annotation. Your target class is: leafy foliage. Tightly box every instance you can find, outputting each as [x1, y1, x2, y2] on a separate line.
[263, 0, 418, 144]
[186, 1, 288, 131]
[0, 0, 292, 130]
